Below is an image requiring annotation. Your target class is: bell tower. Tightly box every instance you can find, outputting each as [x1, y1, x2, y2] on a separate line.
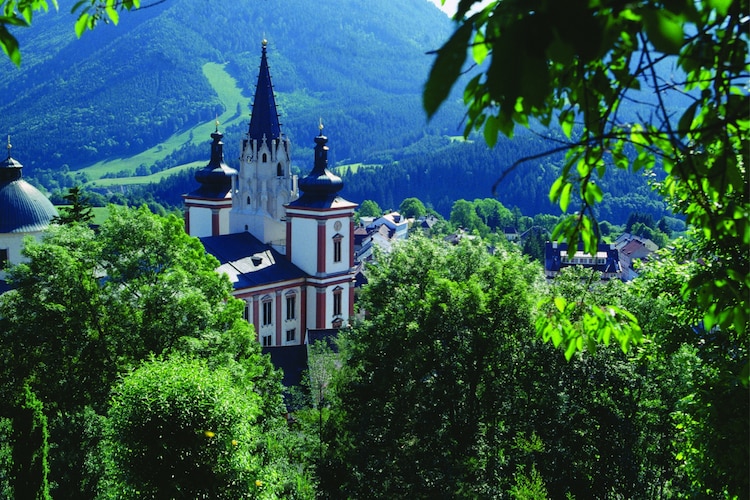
[230, 40, 298, 252]
[285, 123, 358, 330]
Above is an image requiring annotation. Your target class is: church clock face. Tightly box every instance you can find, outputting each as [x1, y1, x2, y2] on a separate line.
[334, 221, 342, 231]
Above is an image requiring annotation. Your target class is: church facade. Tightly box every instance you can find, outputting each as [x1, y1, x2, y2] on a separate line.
[184, 41, 357, 347]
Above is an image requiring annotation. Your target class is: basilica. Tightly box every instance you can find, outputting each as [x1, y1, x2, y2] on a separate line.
[183, 40, 358, 348]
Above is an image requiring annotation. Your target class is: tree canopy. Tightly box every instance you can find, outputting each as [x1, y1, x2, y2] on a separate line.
[427, 0, 748, 362]
[0, 206, 303, 496]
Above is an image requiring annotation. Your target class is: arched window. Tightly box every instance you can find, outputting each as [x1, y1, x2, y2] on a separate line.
[262, 153, 268, 162]
[332, 286, 343, 317]
[261, 295, 273, 326]
[285, 291, 296, 320]
[333, 234, 343, 263]
[277, 162, 283, 176]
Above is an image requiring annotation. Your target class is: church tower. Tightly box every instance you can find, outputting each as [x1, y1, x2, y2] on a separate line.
[230, 39, 298, 252]
[286, 124, 358, 329]
[183, 122, 237, 237]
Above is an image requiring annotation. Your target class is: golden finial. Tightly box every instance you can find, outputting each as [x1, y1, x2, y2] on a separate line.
[319, 117, 324, 134]
[262, 38, 267, 47]
[215, 114, 220, 132]
[6, 135, 10, 157]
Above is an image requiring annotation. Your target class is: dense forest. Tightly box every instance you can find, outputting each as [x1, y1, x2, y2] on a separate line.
[1, 212, 745, 498]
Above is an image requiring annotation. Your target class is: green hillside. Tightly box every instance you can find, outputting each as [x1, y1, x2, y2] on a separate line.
[0, 0, 462, 187]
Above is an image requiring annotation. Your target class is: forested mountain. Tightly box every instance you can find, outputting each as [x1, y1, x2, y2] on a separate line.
[1, 0, 671, 224]
[0, 0, 462, 174]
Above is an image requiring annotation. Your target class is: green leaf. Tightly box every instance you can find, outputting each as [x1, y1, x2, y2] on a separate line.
[554, 296, 567, 313]
[559, 109, 575, 139]
[559, 182, 572, 212]
[710, 0, 733, 16]
[642, 9, 684, 55]
[424, 21, 473, 118]
[106, 0, 119, 25]
[483, 114, 499, 147]
[472, 29, 488, 65]
[0, 25, 21, 66]
[678, 100, 700, 134]
[75, 12, 90, 38]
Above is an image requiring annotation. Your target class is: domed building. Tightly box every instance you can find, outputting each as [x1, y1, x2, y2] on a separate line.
[0, 137, 58, 282]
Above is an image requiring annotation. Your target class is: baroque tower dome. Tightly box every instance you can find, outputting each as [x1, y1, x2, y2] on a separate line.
[0, 137, 58, 233]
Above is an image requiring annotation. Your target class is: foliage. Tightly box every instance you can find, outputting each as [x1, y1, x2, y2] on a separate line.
[0, 205, 288, 495]
[357, 199, 382, 218]
[101, 356, 312, 499]
[427, 0, 749, 356]
[321, 236, 544, 497]
[398, 197, 426, 218]
[630, 244, 749, 497]
[51, 185, 94, 225]
[321, 235, 712, 497]
[8, 384, 50, 500]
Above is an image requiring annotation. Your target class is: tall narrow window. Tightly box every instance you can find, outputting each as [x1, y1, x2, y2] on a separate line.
[333, 286, 343, 317]
[286, 293, 296, 320]
[262, 334, 272, 347]
[333, 235, 343, 263]
[262, 298, 273, 326]
[286, 329, 296, 342]
[243, 301, 250, 321]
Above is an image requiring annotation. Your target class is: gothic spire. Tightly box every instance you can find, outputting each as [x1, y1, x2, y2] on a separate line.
[247, 39, 281, 143]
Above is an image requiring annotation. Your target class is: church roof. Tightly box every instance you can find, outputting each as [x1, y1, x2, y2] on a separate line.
[0, 142, 58, 233]
[247, 40, 282, 143]
[189, 125, 237, 199]
[200, 232, 307, 290]
[289, 128, 356, 210]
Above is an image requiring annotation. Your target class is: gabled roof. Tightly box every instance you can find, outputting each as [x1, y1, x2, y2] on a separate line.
[200, 232, 307, 290]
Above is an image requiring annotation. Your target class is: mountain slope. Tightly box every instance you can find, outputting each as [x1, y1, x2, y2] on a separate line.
[0, 0, 461, 176]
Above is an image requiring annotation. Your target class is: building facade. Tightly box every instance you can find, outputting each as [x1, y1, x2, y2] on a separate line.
[184, 41, 357, 346]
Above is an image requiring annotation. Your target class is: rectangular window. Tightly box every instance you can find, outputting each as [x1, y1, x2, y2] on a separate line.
[262, 301, 272, 326]
[262, 334, 272, 347]
[333, 291, 342, 317]
[333, 239, 342, 263]
[243, 301, 250, 321]
[286, 295, 296, 320]
[286, 329, 296, 342]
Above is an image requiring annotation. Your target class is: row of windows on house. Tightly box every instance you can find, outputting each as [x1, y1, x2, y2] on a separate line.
[242, 287, 345, 344]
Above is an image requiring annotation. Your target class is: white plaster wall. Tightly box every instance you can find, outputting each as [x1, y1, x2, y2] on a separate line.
[291, 220, 319, 275]
[188, 207, 212, 238]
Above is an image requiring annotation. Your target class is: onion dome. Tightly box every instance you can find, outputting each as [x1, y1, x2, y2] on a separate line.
[292, 123, 344, 207]
[247, 39, 282, 145]
[0, 137, 58, 233]
[190, 123, 237, 199]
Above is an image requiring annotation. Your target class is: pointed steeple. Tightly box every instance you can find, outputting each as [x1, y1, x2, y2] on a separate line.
[247, 39, 281, 143]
